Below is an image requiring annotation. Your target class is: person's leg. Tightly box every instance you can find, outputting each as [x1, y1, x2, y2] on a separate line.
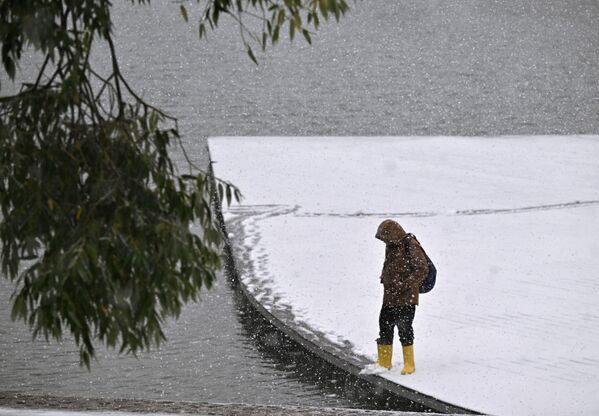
[396, 305, 416, 374]
[377, 306, 396, 345]
[396, 305, 415, 346]
[376, 306, 396, 368]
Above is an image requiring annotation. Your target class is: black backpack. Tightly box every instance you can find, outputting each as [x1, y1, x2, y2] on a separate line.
[405, 234, 437, 294]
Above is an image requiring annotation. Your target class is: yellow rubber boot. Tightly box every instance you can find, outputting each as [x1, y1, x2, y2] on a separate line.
[376, 344, 393, 369]
[401, 345, 415, 375]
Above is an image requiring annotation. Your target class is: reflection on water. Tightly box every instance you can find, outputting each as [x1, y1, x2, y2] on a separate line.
[0, 276, 366, 408]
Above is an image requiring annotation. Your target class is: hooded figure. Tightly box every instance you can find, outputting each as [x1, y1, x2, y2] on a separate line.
[373, 219, 428, 375]
[376, 219, 428, 307]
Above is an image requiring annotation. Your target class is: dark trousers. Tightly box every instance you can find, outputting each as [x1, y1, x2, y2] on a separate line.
[377, 305, 416, 346]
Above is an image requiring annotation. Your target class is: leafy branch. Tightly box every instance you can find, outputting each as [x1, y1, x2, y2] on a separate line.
[0, 0, 350, 368]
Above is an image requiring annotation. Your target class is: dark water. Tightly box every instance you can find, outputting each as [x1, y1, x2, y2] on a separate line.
[0, 276, 368, 407]
[1, 0, 598, 409]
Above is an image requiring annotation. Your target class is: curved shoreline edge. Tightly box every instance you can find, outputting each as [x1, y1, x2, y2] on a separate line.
[209, 164, 480, 416]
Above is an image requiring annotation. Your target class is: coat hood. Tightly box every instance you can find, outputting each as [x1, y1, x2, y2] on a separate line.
[375, 219, 407, 245]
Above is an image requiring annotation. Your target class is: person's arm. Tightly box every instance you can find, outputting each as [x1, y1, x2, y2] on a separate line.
[381, 247, 405, 291]
[380, 245, 390, 283]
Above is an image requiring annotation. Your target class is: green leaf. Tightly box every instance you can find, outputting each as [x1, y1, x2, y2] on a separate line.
[217, 182, 224, 200]
[319, 0, 329, 20]
[10, 294, 25, 321]
[225, 185, 232, 206]
[302, 29, 312, 44]
[289, 20, 296, 41]
[4, 57, 16, 80]
[247, 46, 258, 64]
[180, 5, 189, 22]
[278, 9, 286, 26]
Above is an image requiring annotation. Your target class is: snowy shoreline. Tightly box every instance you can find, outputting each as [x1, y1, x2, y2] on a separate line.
[210, 136, 599, 416]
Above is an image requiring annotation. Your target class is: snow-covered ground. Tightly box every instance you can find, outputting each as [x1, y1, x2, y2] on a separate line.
[209, 136, 599, 416]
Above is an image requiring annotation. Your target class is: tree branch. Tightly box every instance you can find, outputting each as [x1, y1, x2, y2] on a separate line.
[105, 34, 124, 118]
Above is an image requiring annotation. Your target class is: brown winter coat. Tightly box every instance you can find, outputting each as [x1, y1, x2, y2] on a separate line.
[376, 220, 428, 306]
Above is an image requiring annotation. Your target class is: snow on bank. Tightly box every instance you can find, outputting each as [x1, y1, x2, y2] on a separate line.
[209, 136, 599, 416]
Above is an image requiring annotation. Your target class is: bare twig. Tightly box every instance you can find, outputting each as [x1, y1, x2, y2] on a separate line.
[32, 55, 51, 91]
[105, 35, 124, 118]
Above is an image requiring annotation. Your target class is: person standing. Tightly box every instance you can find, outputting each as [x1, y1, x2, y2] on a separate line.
[373, 219, 428, 374]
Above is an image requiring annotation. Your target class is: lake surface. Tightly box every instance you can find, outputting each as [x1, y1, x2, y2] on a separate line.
[1, 0, 598, 409]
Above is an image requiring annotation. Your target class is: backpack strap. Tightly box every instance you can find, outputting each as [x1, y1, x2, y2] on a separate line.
[403, 233, 417, 252]
[403, 234, 415, 268]
[403, 234, 427, 273]
[405, 233, 426, 255]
